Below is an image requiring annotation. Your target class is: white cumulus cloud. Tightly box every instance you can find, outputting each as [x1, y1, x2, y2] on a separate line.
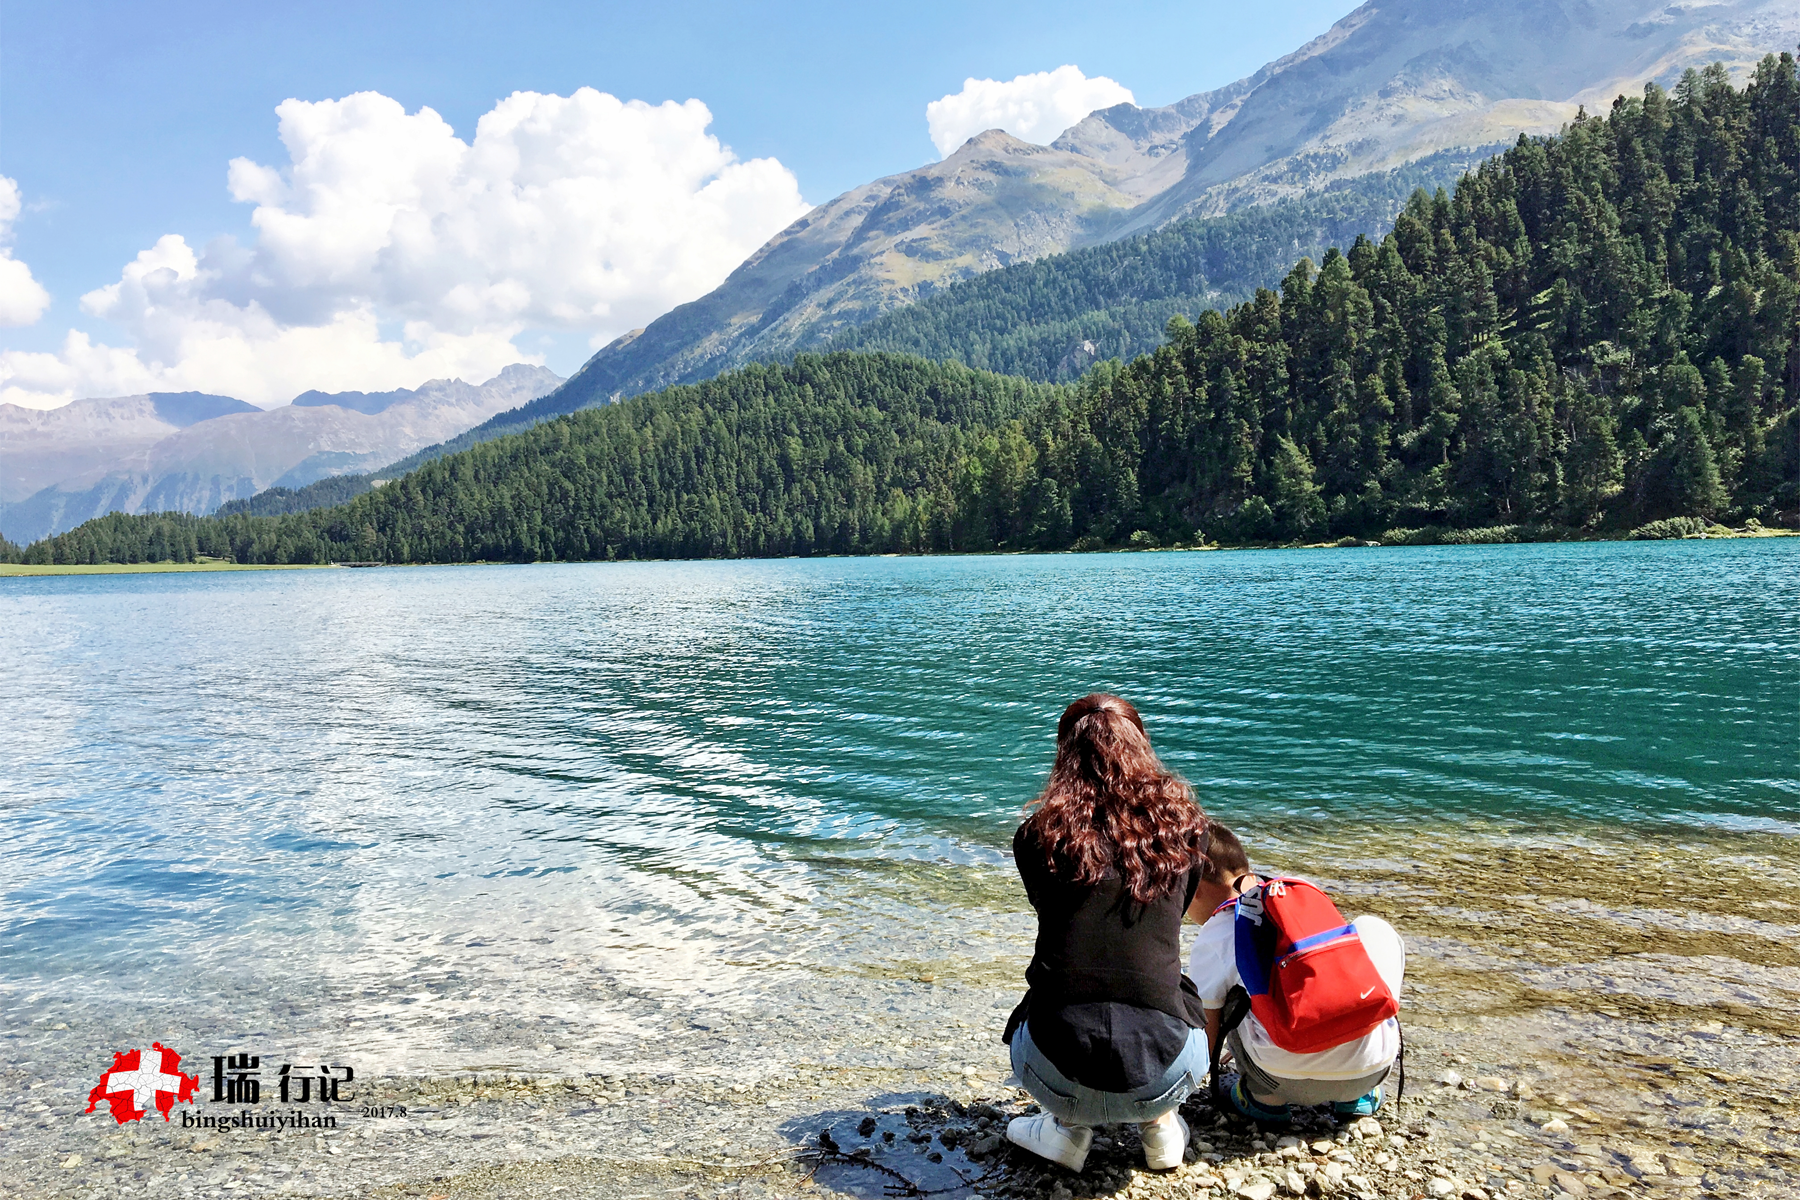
[1, 89, 811, 409]
[0, 177, 51, 328]
[926, 65, 1135, 159]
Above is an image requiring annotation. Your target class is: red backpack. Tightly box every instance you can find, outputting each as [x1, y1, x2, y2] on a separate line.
[1232, 877, 1397, 1053]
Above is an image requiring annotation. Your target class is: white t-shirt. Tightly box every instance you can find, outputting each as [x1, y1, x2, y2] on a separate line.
[1189, 901, 1405, 1080]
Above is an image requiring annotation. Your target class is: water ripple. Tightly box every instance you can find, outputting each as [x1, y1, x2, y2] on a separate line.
[0, 539, 1794, 1064]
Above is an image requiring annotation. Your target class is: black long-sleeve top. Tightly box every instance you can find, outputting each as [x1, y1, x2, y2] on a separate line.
[1002, 823, 1205, 1092]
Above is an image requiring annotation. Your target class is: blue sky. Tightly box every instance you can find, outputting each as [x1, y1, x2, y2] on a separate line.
[0, 0, 1360, 404]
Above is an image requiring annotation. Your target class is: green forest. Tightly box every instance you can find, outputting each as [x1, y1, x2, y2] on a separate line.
[11, 58, 1797, 567]
[13, 357, 1062, 564]
[823, 148, 1499, 383]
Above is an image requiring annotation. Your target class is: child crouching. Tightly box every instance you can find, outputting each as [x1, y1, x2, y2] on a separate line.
[1186, 824, 1405, 1122]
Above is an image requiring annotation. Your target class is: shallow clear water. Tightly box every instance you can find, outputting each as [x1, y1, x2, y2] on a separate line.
[1, 541, 1795, 1075]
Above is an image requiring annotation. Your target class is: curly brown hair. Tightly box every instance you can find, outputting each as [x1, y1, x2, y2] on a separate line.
[1023, 693, 1210, 905]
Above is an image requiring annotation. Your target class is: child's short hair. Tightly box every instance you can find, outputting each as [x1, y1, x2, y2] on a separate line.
[1200, 821, 1249, 885]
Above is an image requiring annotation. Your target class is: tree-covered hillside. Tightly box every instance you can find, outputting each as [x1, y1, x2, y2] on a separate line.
[822, 149, 1501, 383]
[357, 152, 1492, 490]
[21, 59, 1799, 567]
[213, 473, 375, 519]
[952, 59, 1800, 546]
[23, 356, 1062, 565]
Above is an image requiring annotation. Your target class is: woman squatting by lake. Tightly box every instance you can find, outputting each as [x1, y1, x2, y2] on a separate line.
[1003, 693, 1211, 1171]
[1002, 693, 1403, 1172]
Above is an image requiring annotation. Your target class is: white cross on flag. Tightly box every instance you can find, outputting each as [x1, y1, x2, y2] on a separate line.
[86, 1043, 200, 1123]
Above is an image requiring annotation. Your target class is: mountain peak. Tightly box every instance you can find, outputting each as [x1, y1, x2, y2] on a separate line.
[147, 392, 260, 427]
[385, 0, 1800, 447]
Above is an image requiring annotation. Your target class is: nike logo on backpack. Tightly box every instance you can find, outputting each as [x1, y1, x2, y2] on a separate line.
[1359, 987, 1376, 999]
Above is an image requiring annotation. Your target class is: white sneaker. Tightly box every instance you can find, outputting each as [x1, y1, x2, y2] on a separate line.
[1139, 1109, 1189, 1170]
[1006, 1112, 1092, 1171]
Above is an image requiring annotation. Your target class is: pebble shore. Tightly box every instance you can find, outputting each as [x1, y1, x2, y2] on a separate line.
[4, 1023, 1787, 1200]
[5, 827, 1795, 1199]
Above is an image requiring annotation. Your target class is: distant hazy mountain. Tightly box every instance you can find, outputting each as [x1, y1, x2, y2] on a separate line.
[475, 0, 1795, 434]
[0, 365, 562, 543]
[290, 384, 437, 415]
[0, 392, 259, 506]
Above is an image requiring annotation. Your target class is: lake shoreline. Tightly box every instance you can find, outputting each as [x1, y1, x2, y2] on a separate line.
[0, 560, 335, 576]
[5, 541, 1790, 1197]
[7, 520, 1788, 576]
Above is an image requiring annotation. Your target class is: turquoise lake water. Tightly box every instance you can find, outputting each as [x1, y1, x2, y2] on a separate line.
[1, 540, 1795, 1073]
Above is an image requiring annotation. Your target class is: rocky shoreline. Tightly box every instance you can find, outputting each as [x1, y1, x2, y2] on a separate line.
[6, 827, 1795, 1200]
[4, 1051, 1759, 1200]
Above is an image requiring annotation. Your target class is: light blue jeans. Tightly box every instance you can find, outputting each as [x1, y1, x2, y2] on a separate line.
[1009, 1019, 1209, 1127]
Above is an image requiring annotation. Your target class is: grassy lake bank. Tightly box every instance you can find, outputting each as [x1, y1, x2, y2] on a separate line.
[0, 559, 338, 576]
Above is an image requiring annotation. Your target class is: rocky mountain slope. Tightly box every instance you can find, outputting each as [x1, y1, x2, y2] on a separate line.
[0, 392, 257, 505]
[482, 0, 1796, 431]
[0, 365, 562, 543]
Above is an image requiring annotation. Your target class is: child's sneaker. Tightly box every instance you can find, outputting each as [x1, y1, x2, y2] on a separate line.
[1226, 1076, 1292, 1124]
[1138, 1109, 1189, 1170]
[1331, 1085, 1384, 1119]
[1006, 1112, 1092, 1171]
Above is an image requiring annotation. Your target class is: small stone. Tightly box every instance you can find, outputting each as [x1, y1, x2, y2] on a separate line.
[1475, 1076, 1509, 1092]
[1429, 1180, 1456, 1197]
[1275, 1136, 1304, 1150]
[1540, 1118, 1569, 1133]
[1281, 1169, 1306, 1195]
[1235, 1181, 1277, 1200]
[1513, 1083, 1536, 1101]
[1311, 1139, 1334, 1154]
[1438, 1071, 1463, 1088]
[1663, 1155, 1702, 1177]
[59, 1155, 82, 1169]
[1462, 1190, 1491, 1200]
[1550, 1171, 1588, 1198]
[1353, 1117, 1382, 1139]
